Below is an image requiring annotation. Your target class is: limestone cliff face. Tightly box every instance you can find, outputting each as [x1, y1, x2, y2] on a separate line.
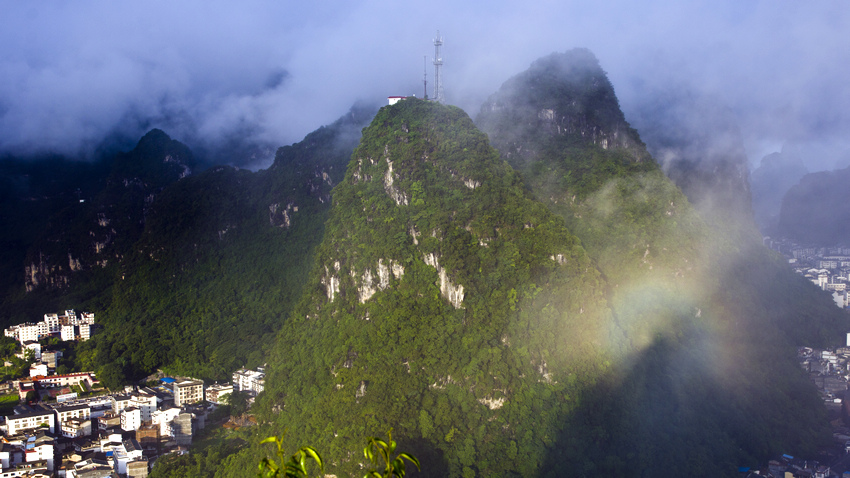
[23, 129, 195, 292]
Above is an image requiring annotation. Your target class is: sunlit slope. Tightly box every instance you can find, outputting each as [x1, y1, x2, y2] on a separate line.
[477, 49, 846, 476]
[254, 99, 615, 477]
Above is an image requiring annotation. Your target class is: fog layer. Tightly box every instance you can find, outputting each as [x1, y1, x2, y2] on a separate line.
[2, 1, 849, 170]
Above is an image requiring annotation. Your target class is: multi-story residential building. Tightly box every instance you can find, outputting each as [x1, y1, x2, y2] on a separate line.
[205, 383, 233, 404]
[136, 423, 160, 448]
[29, 364, 47, 378]
[59, 417, 92, 438]
[233, 368, 265, 396]
[34, 372, 96, 389]
[127, 458, 149, 477]
[54, 403, 91, 428]
[23, 342, 41, 362]
[41, 350, 62, 369]
[3, 310, 95, 344]
[41, 314, 60, 334]
[5, 323, 40, 344]
[151, 408, 181, 437]
[120, 407, 142, 432]
[172, 380, 204, 406]
[129, 392, 157, 422]
[24, 433, 55, 471]
[60, 324, 76, 341]
[79, 323, 92, 341]
[111, 394, 132, 414]
[6, 406, 55, 435]
[173, 412, 195, 446]
[112, 439, 143, 475]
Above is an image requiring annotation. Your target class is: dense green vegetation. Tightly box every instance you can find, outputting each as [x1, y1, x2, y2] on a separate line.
[2, 48, 846, 477]
[154, 50, 846, 478]
[73, 107, 374, 386]
[0, 105, 376, 388]
[229, 98, 614, 476]
[476, 48, 847, 475]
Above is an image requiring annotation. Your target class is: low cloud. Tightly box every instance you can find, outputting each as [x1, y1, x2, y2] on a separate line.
[1, 1, 849, 170]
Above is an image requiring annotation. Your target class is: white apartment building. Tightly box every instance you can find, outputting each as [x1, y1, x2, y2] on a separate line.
[205, 383, 233, 404]
[172, 380, 204, 406]
[24, 435, 55, 471]
[79, 323, 92, 341]
[233, 368, 265, 395]
[59, 418, 91, 438]
[54, 404, 91, 426]
[129, 392, 157, 422]
[120, 407, 142, 432]
[60, 325, 76, 341]
[151, 408, 181, 437]
[111, 394, 132, 414]
[111, 439, 143, 475]
[41, 314, 60, 334]
[6, 410, 55, 435]
[5, 324, 40, 344]
[3, 310, 95, 344]
[24, 343, 41, 361]
[28, 364, 47, 378]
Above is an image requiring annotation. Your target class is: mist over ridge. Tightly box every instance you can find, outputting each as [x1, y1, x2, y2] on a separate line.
[2, 1, 850, 174]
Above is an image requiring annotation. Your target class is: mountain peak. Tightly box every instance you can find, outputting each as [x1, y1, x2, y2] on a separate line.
[477, 48, 650, 167]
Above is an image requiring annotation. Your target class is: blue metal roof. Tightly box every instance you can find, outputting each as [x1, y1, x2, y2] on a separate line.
[160, 377, 176, 384]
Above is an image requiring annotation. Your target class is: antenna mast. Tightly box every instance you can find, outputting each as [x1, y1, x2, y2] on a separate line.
[423, 56, 428, 100]
[433, 31, 444, 103]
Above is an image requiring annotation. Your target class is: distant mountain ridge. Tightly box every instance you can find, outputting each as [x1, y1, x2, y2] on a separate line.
[778, 164, 850, 244]
[751, 147, 809, 233]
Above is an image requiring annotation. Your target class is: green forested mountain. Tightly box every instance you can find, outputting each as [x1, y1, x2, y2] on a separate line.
[1, 47, 845, 478]
[475, 48, 847, 476]
[74, 105, 377, 385]
[0, 104, 376, 387]
[157, 50, 848, 478]
[0, 153, 111, 322]
[248, 98, 615, 477]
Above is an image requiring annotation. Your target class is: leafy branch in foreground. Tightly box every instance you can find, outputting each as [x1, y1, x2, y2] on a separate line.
[258, 434, 323, 478]
[363, 429, 421, 478]
[258, 429, 420, 478]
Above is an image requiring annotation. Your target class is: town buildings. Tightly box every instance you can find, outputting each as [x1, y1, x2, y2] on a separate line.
[171, 379, 204, 406]
[233, 367, 265, 396]
[0, 358, 265, 476]
[4, 310, 95, 344]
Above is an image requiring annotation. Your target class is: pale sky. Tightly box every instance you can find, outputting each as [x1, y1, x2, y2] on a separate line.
[1, 1, 848, 170]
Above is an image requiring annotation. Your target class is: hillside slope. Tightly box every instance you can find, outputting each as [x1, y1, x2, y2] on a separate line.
[245, 99, 615, 477]
[477, 49, 845, 476]
[75, 105, 377, 385]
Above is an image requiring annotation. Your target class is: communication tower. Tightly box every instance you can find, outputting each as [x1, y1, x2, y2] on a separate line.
[433, 31, 444, 103]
